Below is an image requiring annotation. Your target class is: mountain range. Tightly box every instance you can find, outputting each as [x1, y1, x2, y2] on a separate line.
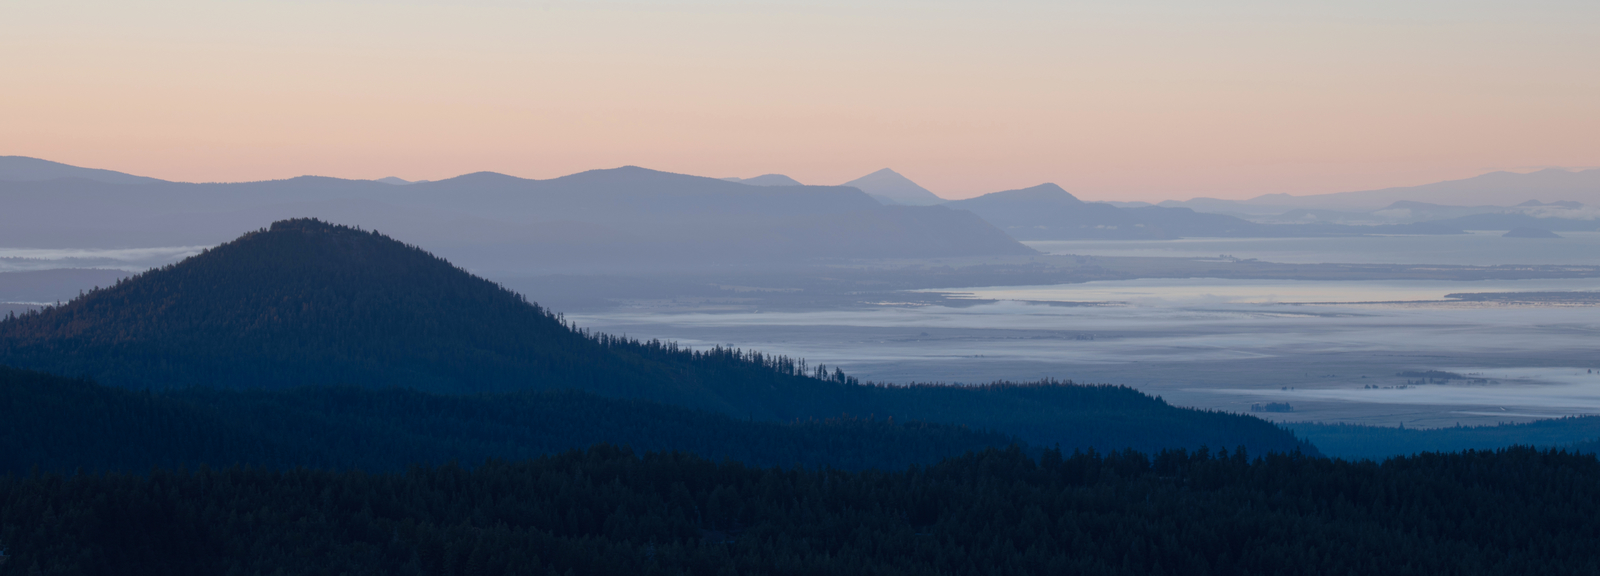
[714, 166, 1598, 240]
[0, 157, 1030, 272]
[7, 156, 1591, 257]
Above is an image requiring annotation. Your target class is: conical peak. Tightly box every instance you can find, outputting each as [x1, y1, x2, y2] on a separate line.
[1023, 183, 1075, 196]
[851, 168, 913, 184]
[842, 168, 944, 204]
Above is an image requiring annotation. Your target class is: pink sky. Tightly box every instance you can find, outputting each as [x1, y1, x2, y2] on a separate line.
[3, 1, 1596, 201]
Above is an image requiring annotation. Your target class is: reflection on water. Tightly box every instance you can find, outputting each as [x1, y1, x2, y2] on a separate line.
[1026, 231, 1600, 266]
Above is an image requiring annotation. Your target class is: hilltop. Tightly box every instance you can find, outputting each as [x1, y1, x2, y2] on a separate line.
[0, 219, 808, 407]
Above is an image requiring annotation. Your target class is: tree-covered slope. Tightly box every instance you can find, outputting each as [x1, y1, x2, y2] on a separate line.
[0, 219, 1313, 455]
[0, 365, 1018, 474]
[0, 219, 788, 403]
[3, 444, 1596, 575]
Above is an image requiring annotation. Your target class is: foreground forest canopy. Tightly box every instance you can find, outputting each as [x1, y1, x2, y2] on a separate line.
[3, 445, 1597, 576]
[0, 365, 1021, 474]
[0, 219, 1312, 456]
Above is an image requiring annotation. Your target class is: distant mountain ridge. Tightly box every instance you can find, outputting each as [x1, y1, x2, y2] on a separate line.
[0, 156, 167, 185]
[1250, 168, 1600, 210]
[0, 160, 1033, 271]
[945, 183, 1461, 240]
[1159, 168, 1600, 215]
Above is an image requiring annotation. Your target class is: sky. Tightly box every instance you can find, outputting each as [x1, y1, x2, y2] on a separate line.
[3, 0, 1598, 201]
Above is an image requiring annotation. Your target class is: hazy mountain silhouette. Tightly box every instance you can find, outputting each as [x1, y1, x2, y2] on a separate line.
[1161, 168, 1600, 214]
[373, 176, 414, 185]
[944, 183, 1457, 240]
[842, 168, 946, 205]
[0, 219, 1310, 454]
[1518, 199, 1584, 209]
[1370, 201, 1500, 222]
[1438, 213, 1600, 232]
[0, 155, 167, 185]
[0, 162, 1033, 271]
[945, 184, 1173, 239]
[1256, 168, 1600, 210]
[723, 174, 803, 186]
[1503, 228, 1564, 238]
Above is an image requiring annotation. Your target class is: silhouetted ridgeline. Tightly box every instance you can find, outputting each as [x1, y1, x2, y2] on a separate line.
[0, 365, 1021, 474]
[3, 444, 1597, 575]
[943, 183, 1467, 240]
[0, 219, 1312, 455]
[0, 162, 1033, 270]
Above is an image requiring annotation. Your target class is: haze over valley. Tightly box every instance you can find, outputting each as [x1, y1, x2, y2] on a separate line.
[5, 1, 1600, 570]
[5, 156, 1598, 440]
[5, 160, 1599, 574]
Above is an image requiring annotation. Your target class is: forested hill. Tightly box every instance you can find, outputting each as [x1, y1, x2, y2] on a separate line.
[0, 218, 783, 403]
[0, 219, 1313, 455]
[0, 365, 1021, 474]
